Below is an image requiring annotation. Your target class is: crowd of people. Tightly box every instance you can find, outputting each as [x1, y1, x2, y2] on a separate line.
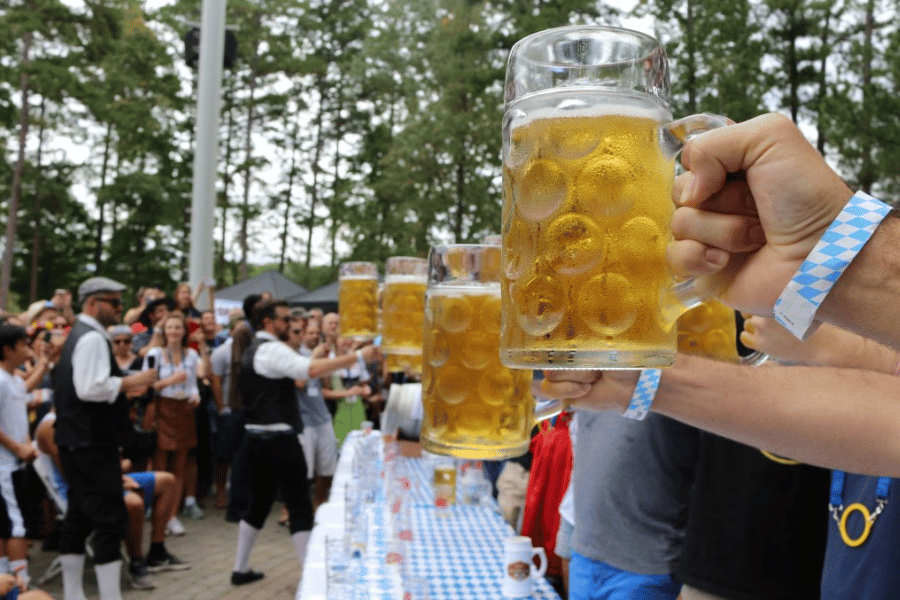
[0, 281, 386, 599]
[0, 111, 899, 600]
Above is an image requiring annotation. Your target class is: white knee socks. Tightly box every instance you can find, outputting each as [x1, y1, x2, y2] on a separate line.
[60, 554, 87, 600]
[233, 520, 259, 573]
[94, 559, 123, 600]
[292, 531, 311, 565]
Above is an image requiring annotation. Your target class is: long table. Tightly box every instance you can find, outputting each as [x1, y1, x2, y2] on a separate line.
[297, 431, 561, 600]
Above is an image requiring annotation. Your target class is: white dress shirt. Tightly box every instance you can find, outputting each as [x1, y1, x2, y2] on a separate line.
[71, 314, 122, 404]
[253, 332, 311, 381]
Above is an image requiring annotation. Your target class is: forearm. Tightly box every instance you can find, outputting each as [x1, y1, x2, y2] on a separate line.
[820, 214, 900, 352]
[209, 376, 224, 411]
[23, 361, 50, 392]
[308, 354, 358, 379]
[806, 325, 900, 373]
[654, 354, 900, 476]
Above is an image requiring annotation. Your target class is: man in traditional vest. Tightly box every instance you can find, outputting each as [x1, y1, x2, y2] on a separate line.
[230, 299, 380, 585]
[54, 277, 157, 600]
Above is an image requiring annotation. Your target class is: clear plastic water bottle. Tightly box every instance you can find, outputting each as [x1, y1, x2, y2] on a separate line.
[459, 461, 492, 506]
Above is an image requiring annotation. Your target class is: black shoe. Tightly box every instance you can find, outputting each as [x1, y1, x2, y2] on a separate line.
[146, 551, 191, 573]
[128, 560, 156, 590]
[231, 570, 265, 585]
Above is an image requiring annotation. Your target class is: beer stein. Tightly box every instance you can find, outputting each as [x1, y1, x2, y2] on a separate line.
[677, 300, 766, 365]
[339, 261, 379, 341]
[382, 257, 428, 360]
[420, 245, 561, 460]
[501, 26, 729, 370]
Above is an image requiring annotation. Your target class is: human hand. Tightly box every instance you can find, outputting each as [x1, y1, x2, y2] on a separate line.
[669, 113, 854, 316]
[739, 316, 814, 364]
[123, 475, 139, 492]
[15, 443, 37, 462]
[169, 370, 189, 386]
[359, 344, 382, 363]
[540, 370, 640, 413]
[188, 394, 200, 408]
[312, 343, 328, 359]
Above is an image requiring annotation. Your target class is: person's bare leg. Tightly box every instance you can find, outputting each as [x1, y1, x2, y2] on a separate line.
[313, 475, 333, 511]
[170, 450, 189, 521]
[152, 472, 177, 543]
[185, 454, 198, 505]
[123, 492, 144, 563]
[215, 463, 229, 509]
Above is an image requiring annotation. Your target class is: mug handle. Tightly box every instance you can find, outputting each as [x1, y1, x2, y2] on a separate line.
[531, 547, 547, 579]
[659, 113, 734, 312]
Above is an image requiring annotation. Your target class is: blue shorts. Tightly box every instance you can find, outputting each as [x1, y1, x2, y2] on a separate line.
[569, 552, 681, 600]
[125, 472, 156, 500]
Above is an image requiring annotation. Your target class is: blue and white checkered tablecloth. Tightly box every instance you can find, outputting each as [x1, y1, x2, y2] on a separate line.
[301, 433, 560, 600]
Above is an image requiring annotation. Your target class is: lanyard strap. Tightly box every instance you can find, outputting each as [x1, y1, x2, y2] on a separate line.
[830, 470, 891, 508]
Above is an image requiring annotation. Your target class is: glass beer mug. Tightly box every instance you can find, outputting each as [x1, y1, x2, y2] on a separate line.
[420, 245, 561, 460]
[338, 261, 379, 341]
[677, 300, 766, 365]
[500, 25, 729, 369]
[382, 256, 428, 364]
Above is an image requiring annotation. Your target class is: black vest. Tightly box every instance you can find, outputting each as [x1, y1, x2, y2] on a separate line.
[239, 338, 303, 433]
[54, 319, 130, 449]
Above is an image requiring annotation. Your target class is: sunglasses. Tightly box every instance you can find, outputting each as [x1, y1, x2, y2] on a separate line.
[96, 297, 123, 308]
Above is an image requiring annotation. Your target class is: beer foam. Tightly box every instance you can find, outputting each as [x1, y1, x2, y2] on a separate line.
[339, 274, 377, 280]
[509, 97, 670, 130]
[430, 283, 500, 297]
[385, 274, 427, 285]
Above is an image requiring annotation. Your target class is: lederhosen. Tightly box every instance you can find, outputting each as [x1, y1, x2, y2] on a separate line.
[53, 320, 129, 564]
[238, 337, 312, 533]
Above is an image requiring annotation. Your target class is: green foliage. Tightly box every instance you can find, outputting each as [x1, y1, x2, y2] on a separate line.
[3, 0, 900, 305]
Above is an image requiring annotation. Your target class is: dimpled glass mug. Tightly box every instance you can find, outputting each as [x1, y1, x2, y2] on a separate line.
[420, 245, 562, 460]
[677, 300, 766, 365]
[500, 25, 729, 369]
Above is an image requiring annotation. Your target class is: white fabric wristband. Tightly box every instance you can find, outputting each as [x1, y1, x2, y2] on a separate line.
[774, 191, 892, 339]
[623, 369, 661, 420]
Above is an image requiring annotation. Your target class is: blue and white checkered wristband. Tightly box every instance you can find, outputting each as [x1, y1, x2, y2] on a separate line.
[623, 369, 661, 420]
[774, 191, 892, 339]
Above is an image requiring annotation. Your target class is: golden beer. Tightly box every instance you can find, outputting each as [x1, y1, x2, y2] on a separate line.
[421, 286, 535, 460]
[501, 102, 677, 369]
[385, 353, 423, 377]
[338, 275, 378, 340]
[676, 300, 739, 361]
[382, 276, 427, 355]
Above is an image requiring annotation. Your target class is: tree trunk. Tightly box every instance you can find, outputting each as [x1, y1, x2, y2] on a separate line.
[238, 32, 261, 281]
[29, 96, 46, 303]
[0, 31, 33, 310]
[218, 76, 236, 280]
[94, 123, 113, 271]
[859, 0, 875, 193]
[815, 7, 832, 154]
[279, 111, 301, 273]
[304, 74, 328, 285]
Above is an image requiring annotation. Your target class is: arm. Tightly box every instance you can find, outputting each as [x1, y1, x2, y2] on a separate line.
[23, 356, 52, 393]
[209, 373, 225, 412]
[543, 354, 900, 477]
[35, 417, 63, 475]
[0, 426, 36, 462]
[72, 331, 124, 403]
[742, 317, 900, 373]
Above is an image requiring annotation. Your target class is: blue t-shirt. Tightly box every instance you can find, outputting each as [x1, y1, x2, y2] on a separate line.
[820, 472, 900, 599]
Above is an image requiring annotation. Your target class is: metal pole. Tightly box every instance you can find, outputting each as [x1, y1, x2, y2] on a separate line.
[188, 0, 227, 310]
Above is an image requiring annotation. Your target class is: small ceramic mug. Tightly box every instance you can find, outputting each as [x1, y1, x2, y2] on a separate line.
[502, 536, 547, 598]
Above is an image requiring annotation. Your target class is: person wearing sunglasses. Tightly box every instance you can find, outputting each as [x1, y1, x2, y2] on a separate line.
[52, 277, 159, 600]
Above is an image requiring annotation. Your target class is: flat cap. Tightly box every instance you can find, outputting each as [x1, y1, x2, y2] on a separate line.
[290, 306, 310, 319]
[78, 276, 127, 303]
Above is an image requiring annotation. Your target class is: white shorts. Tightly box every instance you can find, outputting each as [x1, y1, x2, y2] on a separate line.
[298, 422, 338, 480]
